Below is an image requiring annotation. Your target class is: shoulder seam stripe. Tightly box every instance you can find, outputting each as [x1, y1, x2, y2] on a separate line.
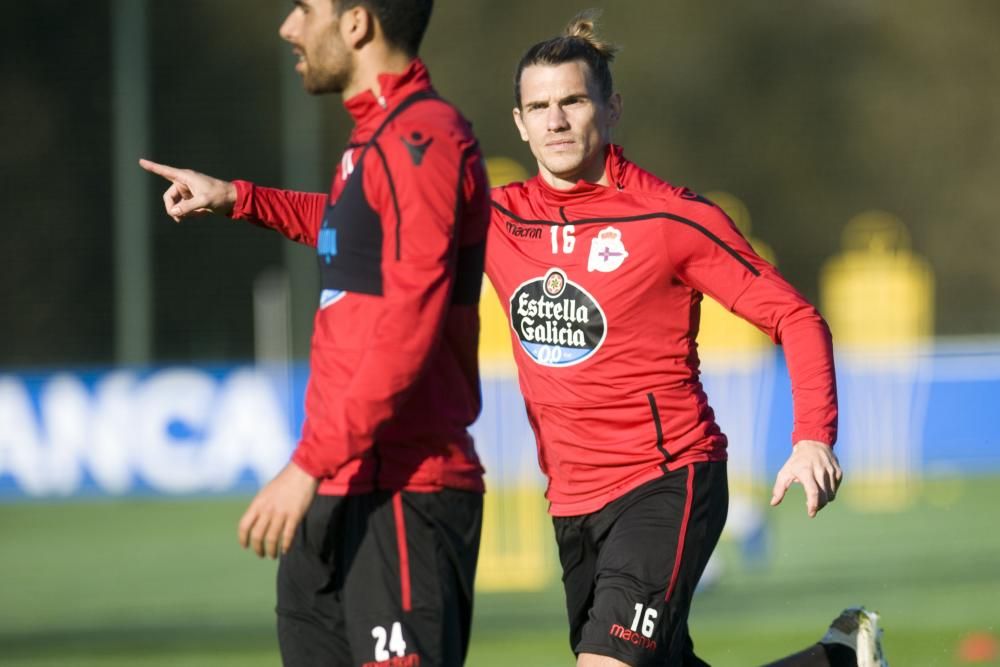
[491, 201, 761, 277]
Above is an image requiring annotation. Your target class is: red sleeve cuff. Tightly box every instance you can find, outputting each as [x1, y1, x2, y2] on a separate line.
[791, 431, 836, 447]
[229, 180, 255, 220]
[291, 446, 326, 480]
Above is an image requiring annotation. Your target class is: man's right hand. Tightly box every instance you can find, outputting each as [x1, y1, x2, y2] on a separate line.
[139, 158, 238, 222]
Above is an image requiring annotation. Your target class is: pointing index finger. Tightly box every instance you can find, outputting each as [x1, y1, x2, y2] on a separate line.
[138, 158, 184, 181]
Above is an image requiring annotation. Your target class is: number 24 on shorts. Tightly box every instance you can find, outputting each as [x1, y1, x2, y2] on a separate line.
[371, 622, 407, 661]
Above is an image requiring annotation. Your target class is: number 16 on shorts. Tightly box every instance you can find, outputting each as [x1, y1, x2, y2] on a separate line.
[631, 603, 658, 638]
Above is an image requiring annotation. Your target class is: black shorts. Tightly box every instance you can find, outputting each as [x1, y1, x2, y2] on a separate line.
[276, 489, 483, 667]
[554, 461, 728, 666]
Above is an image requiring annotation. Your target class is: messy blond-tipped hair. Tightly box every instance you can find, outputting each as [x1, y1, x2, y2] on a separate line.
[514, 9, 620, 107]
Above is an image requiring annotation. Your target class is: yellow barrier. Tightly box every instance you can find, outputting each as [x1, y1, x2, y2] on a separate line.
[820, 211, 934, 510]
[476, 485, 556, 592]
[821, 210, 933, 350]
[479, 277, 516, 377]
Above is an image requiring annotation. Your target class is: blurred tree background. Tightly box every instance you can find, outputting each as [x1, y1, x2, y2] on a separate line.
[2, 0, 998, 367]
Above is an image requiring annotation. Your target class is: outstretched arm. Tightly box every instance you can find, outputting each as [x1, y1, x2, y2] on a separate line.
[139, 158, 327, 245]
[139, 158, 238, 221]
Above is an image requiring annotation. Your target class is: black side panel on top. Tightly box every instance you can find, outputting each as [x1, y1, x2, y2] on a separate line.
[451, 145, 486, 306]
[315, 91, 442, 299]
[318, 160, 384, 296]
[453, 239, 485, 305]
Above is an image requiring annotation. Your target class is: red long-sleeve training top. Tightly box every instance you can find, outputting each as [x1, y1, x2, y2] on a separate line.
[487, 145, 837, 516]
[230, 59, 488, 495]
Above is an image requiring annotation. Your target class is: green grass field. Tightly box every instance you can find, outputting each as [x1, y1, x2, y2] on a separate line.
[1, 476, 998, 666]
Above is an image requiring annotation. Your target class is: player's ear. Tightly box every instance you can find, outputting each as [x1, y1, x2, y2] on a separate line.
[607, 92, 623, 127]
[512, 107, 529, 143]
[340, 5, 373, 50]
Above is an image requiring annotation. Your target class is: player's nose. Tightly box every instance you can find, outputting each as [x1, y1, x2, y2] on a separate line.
[279, 10, 299, 43]
[547, 105, 570, 132]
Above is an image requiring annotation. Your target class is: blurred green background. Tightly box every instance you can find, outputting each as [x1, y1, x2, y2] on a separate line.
[2, 477, 997, 666]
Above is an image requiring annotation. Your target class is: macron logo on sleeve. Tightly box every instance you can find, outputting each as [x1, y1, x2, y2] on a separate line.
[400, 131, 433, 166]
[679, 188, 713, 206]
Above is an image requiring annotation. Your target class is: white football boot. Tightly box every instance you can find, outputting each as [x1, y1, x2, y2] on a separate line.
[820, 606, 888, 667]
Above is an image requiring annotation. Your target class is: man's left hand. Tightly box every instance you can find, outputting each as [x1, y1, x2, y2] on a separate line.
[770, 440, 842, 518]
[238, 461, 319, 559]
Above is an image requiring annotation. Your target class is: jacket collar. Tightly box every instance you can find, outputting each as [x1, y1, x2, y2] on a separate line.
[343, 58, 434, 129]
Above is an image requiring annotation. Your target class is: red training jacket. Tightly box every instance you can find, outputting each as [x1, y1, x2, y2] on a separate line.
[487, 145, 837, 516]
[230, 59, 488, 495]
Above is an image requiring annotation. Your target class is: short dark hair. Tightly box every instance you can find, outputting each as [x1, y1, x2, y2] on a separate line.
[514, 9, 620, 108]
[336, 0, 434, 56]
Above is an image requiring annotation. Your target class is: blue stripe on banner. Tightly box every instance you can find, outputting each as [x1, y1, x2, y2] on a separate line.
[1, 342, 999, 500]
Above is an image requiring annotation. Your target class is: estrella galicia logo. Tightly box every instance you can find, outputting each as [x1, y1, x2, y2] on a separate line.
[317, 220, 337, 264]
[509, 268, 607, 367]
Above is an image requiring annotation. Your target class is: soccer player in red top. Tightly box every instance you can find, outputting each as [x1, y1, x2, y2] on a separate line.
[141, 1, 489, 665]
[487, 11, 886, 667]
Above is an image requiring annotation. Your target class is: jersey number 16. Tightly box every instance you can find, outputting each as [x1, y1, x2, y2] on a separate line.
[551, 224, 576, 254]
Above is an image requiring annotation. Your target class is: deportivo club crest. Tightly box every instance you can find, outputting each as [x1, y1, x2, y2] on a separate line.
[587, 226, 629, 273]
[545, 270, 566, 297]
[509, 268, 607, 367]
